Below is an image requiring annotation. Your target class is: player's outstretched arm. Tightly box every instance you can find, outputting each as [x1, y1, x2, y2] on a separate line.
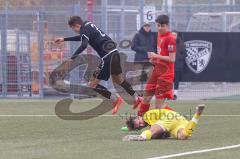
[122, 135, 146, 141]
[64, 35, 82, 41]
[54, 36, 82, 44]
[123, 124, 166, 141]
[70, 37, 89, 60]
[54, 37, 65, 44]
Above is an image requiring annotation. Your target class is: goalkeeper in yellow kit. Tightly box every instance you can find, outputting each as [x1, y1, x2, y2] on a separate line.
[123, 104, 205, 141]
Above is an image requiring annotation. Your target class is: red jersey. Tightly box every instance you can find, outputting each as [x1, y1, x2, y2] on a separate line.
[154, 31, 176, 80]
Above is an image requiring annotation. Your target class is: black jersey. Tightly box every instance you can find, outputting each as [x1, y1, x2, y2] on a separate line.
[64, 21, 117, 60]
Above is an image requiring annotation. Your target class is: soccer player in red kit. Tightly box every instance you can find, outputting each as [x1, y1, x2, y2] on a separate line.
[136, 15, 176, 116]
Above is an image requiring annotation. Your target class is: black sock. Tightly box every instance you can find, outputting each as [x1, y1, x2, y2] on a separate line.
[120, 80, 136, 96]
[93, 84, 111, 99]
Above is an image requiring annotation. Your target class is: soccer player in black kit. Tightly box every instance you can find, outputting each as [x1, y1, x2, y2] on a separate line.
[55, 16, 142, 114]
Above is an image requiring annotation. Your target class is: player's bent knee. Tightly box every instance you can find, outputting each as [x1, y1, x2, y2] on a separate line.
[150, 124, 165, 139]
[88, 82, 98, 88]
[112, 75, 124, 84]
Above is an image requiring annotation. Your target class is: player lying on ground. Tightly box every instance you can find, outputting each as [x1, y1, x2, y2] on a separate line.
[55, 16, 142, 114]
[123, 104, 205, 141]
[136, 15, 177, 116]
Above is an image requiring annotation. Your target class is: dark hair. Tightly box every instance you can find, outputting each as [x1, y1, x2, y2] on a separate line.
[155, 14, 169, 25]
[68, 16, 83, 26]
[126, 116, 137, 131]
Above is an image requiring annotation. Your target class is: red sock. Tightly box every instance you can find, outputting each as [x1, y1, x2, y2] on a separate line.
[164, 105, 173, 111]
[138, 103, 150, 116]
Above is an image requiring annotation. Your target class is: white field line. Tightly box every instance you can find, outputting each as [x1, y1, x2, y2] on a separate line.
[0, 114, 239, 117]
[147, 144, 240, 159]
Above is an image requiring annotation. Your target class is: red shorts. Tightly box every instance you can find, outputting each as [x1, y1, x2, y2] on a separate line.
[145, 66, 174, 100]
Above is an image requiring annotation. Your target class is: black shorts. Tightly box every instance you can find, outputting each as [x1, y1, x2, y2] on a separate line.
[96, 51, 122, 81]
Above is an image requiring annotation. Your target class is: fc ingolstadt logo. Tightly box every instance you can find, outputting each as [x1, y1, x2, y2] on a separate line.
[185, 40, 212, 74]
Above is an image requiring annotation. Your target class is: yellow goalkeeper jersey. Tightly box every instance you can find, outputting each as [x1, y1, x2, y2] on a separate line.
[143, 109, 189, 138]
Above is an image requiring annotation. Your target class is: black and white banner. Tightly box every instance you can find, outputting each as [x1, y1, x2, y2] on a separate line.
[180, 32, 240, 82]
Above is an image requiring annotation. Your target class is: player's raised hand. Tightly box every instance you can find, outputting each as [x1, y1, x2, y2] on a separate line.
[147, 52, 156, 63]
[54, 37, 64, 44]
[122, 135, 146, 141]
[147, 52, 157, 59]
